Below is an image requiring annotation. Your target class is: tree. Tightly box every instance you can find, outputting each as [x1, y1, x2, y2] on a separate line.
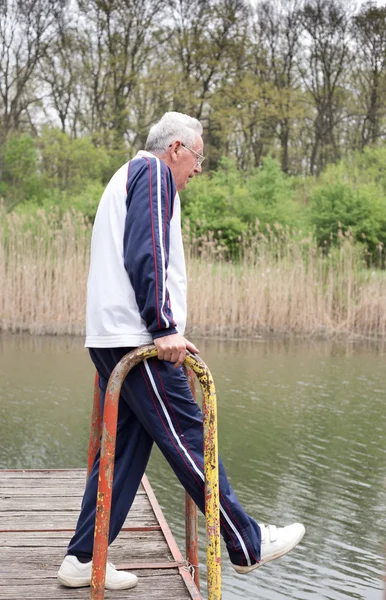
[253, 0, 304, 173]
[165, 0, 250, 168]
[352, 3, 386, 148]
[299, 0, 352, 174]
[0, 0, 67, 139]
[166, 0, 249, 117]
[40, 13, 82, 135]
[76, 0, 164, 146]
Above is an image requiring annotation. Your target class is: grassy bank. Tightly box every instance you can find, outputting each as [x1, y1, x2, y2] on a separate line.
[1, 210, 385, 339]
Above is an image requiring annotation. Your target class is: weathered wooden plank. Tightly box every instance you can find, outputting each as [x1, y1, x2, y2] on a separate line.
[0, 492, 150, 512]
[0, 561, 180, 579]
[0, 470, 87, 479]
[0, 471, 143, 488]
[1, 487, 85, 496]
[0, 528, 170, 548]
[0, 530, 173, 560]
[0, 489, 157, 530]
[0, 574, 190, 599]
[0, 507, 158, 530]
[0, 487, 146, 497]
[0, 471, 144, 491]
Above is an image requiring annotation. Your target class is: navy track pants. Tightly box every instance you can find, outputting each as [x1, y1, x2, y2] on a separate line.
[67, 347, 261, 567]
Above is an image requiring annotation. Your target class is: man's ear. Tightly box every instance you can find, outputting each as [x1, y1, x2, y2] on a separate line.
[170, 140, 181, 163]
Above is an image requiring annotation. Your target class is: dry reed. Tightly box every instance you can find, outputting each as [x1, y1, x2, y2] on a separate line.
[0, 208, 90, 335]
[1, 209, 385, 339]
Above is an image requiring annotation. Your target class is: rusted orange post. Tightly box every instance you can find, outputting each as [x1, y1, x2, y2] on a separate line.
[87, 372, 101, 477]
[184, 367, 200, 590]
[90, 373, 120, 599]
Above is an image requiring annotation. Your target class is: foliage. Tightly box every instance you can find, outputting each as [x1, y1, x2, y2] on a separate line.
[14, 181, 104, 224]
[309, 153, 386, 260]
[0, 134, 40, 209]
[2, 131, 386, 266]
[243, 157, 303, 226]
[38, 127, 110, 192]
[181, 156, 305, 255]
[1, 129, 108, 219]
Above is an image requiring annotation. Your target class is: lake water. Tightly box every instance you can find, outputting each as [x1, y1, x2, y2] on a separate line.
[1, 333, 385, 600]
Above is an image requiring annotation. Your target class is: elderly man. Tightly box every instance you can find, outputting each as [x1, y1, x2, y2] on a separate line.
[57, 112, 305, 590]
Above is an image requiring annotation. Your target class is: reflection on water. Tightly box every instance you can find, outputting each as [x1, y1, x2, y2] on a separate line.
[1, 333, 385, 599]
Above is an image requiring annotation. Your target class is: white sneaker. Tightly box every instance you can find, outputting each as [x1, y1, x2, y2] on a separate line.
[232, 522, 305, 574]
[57, 555, 138, 590]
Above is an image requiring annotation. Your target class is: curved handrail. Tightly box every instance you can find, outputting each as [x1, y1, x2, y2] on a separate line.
[90, 344, 221, 600]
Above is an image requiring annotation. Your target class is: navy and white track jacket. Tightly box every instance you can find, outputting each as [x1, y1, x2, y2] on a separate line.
[85, 151, 187, 348]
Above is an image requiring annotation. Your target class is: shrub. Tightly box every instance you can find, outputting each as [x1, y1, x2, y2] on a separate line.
[38, 127, 110, 192]
[181, 156, 304, 255]
[14, 181, 104, 223]
[0, 134, 40, 208]
[309, 159, 386, 260]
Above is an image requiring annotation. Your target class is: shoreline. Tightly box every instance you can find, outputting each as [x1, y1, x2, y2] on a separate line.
[2, 327, 385, 345]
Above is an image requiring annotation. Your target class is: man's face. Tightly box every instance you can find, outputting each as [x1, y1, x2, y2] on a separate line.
[167, 135, 204, 191]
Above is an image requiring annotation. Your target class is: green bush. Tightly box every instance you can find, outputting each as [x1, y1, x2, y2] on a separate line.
[0, 134, 40, 208]
[38, 127, 110, 192]
[243, 157, 303, 227]
[181, 156, 304, 255]
[309, 159, 386, 257]
[2, 129, 110, 214]
[14, 181, 104, 223]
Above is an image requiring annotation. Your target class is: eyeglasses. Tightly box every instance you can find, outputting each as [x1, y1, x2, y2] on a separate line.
[181, 143, 205, 167]
[169, 142, 205, 167]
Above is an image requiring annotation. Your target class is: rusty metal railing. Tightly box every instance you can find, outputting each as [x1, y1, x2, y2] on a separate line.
[87, 344, 221, 600]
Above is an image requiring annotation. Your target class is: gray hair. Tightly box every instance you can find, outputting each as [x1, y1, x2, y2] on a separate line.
[145, 111, 203, 154]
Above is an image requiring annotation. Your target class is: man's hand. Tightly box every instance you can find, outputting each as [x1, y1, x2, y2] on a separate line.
[154, 334, 200, 368]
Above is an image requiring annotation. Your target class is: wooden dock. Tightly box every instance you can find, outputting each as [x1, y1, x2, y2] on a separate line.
[0, 469, 203, 600]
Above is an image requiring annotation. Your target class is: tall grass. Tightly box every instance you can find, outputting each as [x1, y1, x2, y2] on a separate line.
[186, 225, 386, 339]
[0, 209, 90, 335]
[1, 209, 385, 338]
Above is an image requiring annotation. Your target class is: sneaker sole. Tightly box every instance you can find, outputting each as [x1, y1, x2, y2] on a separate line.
[57, 572, 138, 590]
[233, 524, 305, 574]
[57, 572, 90, 588]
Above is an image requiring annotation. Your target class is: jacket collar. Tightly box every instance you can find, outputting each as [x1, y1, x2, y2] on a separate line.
[135, 150, 157, 159]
